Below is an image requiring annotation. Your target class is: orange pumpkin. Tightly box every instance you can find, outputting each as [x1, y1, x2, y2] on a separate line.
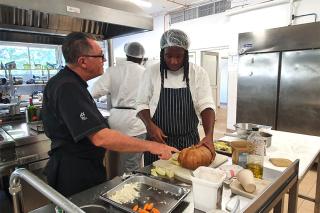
[178, 145, 216, 170]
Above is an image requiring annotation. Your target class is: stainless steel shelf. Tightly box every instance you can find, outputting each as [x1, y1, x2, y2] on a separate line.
[0, 84, 46, 87]
[14, 84, 46, 87]
[0, 69, 57, 71]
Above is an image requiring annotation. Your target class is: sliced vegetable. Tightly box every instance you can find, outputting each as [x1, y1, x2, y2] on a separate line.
[138, 208, 149, 213]
[146, 203, 154, 211]
[151, 207, 160, 213]
[133, 204, 160, 213]
[165, 169, 174, 178]
[169, 158, 180, 166]
[132, 204, 139, 211]
[151, 169, 158, 177]
[143, 203, 148, 210]
[171, 153, 179, 161]
[155, 166, 166, 176]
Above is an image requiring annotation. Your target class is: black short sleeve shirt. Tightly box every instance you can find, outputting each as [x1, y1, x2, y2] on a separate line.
[42, 66, 107, 158]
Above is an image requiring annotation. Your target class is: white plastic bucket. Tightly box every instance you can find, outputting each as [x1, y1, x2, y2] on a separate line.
[191, 166, 226, 212]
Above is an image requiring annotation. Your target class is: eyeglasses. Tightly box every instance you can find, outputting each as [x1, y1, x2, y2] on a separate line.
[81, 54, 105, 60]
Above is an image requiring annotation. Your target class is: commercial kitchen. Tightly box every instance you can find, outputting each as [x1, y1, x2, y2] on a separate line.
[0, 0, 320, 213]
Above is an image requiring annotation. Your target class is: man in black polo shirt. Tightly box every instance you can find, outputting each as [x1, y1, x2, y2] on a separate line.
[42, 32, 178, 197]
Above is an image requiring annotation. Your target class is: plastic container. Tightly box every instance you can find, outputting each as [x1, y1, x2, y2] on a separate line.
[191, 166, 226, 212]
[231, 141, 250, 168]
[260, 132, 272, 148]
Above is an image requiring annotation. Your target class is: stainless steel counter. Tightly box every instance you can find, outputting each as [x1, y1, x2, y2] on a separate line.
[0, 121, 50, 177]
[30, 166, 283, 213]
[2, 122, 48, 146]
[0, 128, 15, 149]
[0, 120, 51, 212]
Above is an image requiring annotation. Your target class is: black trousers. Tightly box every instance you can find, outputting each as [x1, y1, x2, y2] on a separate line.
[44, 149, 106, 197]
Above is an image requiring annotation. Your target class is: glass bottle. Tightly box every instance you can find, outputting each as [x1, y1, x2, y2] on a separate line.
[246, 128, 265, 179]
[27, 97, 38, 122]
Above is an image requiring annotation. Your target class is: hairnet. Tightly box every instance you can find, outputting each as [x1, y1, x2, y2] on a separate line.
[160, 29, 190, 50]
[124, 42, 145, 58]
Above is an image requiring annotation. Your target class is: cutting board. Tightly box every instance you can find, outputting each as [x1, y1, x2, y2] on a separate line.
[230, 178, 271, 199]
[153, 153, 228, 183]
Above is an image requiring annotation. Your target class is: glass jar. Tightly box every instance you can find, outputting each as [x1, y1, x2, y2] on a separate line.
[246, 128, 265, 179]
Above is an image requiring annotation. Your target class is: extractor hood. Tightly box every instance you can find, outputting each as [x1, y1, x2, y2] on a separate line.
[0, 0, 153, 44]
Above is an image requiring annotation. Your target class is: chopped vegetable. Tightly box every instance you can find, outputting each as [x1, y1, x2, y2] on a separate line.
[132, 203, 160, 213]
[151, 168, 158, 177]
[171, 153, 179, 161]
[155, 167, 166, 176]
[165, 169, 174, 178]
[151, 207, 160, 213]
[152, 166, 175, 178]
[169, 159, 180, 166]
[146, 203, 154, 210]
[143, 203, 148, 210]
[138, 208, 149, 213]
[133, 205, 139, 211]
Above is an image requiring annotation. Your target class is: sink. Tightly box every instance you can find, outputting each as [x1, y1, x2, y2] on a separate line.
[80, 204, 107, 213]
[6, 129, 28, 138]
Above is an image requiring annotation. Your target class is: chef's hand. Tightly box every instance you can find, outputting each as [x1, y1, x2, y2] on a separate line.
[198, 136, 215, 156]
[147, 122, 167, 144]
[149, 142, 179, 160]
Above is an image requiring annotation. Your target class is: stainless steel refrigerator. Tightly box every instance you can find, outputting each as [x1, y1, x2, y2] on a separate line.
[236, 22, 320, 136]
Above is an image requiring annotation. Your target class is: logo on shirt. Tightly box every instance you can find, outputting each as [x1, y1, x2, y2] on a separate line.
[80, 112, 88, 121]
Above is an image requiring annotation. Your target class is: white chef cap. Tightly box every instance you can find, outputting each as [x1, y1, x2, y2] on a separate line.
[160, 29, 190, 50]
[124, 42, 145, 58]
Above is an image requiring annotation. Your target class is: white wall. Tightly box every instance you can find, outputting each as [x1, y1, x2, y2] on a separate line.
[113, 0, 320, 130]
[172, 13, 231, 50]
[113, 15, 169, 61]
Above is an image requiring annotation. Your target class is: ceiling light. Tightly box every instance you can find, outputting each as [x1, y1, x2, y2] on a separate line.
[129, 0, 152, 8]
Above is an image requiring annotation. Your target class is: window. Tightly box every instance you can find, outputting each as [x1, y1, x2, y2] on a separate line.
[170, 12, 185, 24]
[0, 42, 59, 81]
[184, 8, 198, 21]
[198, 3, 214, 17]
[0, 41, 108, 98]
[0, 46, 29, 78]
[29, 47, 58, 78]
[169, 0, 231, 23]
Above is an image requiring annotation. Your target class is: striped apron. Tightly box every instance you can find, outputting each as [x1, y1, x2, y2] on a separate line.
[144, 79, 199, 166]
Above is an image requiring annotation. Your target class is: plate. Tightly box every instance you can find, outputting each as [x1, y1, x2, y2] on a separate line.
[214, 141, 232, 156]
[230, 178, 271, 199]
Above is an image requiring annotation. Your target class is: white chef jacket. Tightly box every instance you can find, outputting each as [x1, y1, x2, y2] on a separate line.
[136, 62, 216, 118]
[91, 61, 146, 136]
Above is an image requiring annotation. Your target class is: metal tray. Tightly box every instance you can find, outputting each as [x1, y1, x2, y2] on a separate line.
[100, 175, 190, 213]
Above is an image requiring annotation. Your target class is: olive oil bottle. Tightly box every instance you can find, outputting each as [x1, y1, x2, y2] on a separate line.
[247, 128, 265, 179]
